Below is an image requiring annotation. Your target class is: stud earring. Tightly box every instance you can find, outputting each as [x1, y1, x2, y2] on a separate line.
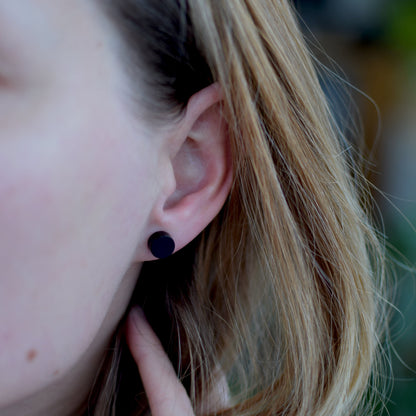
[148, 231, 175, 259]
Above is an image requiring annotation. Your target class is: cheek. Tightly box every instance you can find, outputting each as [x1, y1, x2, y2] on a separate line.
[0, 124, 150, 283]
[0, 121, 156, 404]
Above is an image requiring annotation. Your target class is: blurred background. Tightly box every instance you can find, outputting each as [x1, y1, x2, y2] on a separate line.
[293, 0, 416, 414]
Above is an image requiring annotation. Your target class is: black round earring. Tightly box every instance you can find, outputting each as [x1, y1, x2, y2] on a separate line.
[148, 231, 175, 259]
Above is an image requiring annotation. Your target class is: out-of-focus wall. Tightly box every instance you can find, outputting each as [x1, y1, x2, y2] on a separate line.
[294, 1, 416, 414]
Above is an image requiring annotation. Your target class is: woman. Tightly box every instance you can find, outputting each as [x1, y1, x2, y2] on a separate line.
[0, 0, 386, 415]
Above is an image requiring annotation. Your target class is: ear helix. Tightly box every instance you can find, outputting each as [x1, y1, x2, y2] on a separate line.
[148, 231, 175, 259]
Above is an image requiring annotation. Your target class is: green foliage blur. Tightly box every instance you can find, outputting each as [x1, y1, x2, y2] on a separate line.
[385, 0, 416, 53]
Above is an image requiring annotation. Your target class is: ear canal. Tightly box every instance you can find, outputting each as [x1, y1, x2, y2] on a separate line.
[148, 231, 175, 259]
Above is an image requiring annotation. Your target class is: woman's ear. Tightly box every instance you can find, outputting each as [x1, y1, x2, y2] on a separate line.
[144, 83, 232, 259]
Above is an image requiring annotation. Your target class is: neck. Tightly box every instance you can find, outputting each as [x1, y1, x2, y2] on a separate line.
[0, 264, 141, 416]
[0, 333, 108, 416]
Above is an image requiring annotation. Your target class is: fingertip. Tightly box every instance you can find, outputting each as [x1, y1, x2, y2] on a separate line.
[129, 306, 146, 331]
[125, 306, 146, 350]
[126, 306, 160, 355]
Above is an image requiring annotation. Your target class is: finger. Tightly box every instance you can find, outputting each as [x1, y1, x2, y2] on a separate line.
[126, 307, 195, 416]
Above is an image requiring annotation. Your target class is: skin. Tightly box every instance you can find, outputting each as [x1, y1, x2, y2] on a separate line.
[0, 1, 231, 415]
[126, 308, 195, 416]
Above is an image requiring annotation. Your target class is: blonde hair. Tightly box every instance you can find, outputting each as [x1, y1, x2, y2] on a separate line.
[92, 0, 387, 414]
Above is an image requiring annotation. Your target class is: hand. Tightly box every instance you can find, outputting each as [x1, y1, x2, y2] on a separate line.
[126, 307, 195, 416]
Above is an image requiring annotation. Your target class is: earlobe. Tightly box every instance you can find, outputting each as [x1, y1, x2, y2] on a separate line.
[147, 83, 232, 257]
